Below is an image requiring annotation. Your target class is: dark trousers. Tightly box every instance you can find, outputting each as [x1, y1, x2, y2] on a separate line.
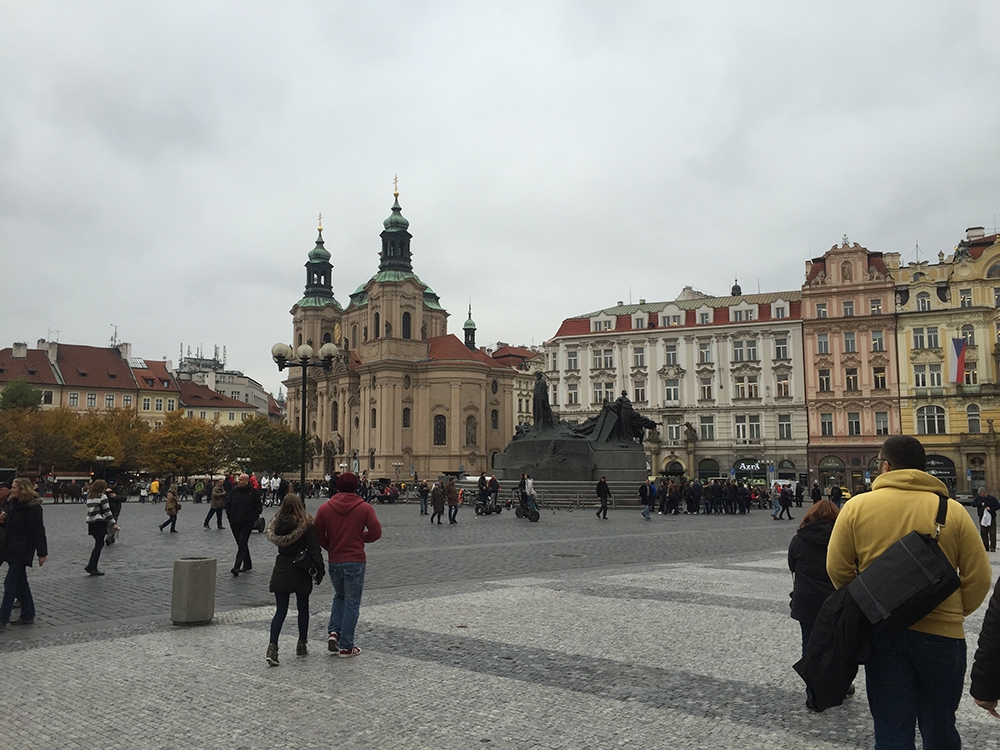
[597, 497, 608, 518]
[159, 515, 177, 531]
[203, 507, 224, 528]
[270, 590, 309, 643]
[981, 519, 997, 551]
[86, 521, 108, 572]
[0, 564, 33, 623]
[230, 520, 254, 572]
[430, 510, 443, 524]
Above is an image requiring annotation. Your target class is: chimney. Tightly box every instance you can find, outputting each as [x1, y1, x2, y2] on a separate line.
[639, 298, 646, 305]
[968, 227, 985, 241]
[617, 301, 623, 306]
[36, 339, 57, 364]
[12, 342, 27, 359]
[117, 342, 132, 361]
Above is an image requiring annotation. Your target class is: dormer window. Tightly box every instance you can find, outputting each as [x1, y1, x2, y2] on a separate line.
[634, 317, 645, 330]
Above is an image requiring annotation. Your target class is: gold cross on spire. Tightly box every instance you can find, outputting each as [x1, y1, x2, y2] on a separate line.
[393, 174, 399, 197]
[318, 212, 323, 231]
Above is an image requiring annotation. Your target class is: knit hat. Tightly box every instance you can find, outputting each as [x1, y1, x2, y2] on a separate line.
[337, 472, 359, 493]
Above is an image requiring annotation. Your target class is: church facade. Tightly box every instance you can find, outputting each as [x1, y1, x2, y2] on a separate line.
[284, 191, 516, 482]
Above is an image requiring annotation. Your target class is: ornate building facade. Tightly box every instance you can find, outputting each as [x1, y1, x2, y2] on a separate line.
[283, 192, 515, 481]
[544, 285, 808, 484]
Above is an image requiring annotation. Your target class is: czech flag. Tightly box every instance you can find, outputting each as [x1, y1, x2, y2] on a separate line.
[949, 338, 967, 383]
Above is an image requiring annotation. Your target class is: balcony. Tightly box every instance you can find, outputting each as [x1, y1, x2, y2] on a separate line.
[733, 438, 763, 446]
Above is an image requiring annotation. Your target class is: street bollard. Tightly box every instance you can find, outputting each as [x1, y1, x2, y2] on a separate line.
[171, 557, 216, 625]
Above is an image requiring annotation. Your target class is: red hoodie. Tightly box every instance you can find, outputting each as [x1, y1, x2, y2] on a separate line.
[314, 492, 382, 563]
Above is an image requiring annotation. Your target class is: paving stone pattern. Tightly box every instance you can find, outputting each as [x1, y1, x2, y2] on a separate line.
[3, 499, 1000, 748]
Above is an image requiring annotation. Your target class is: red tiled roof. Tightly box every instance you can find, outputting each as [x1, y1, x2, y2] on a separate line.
[493, 345, 536, 360]
[805, 258, 826, 285]
[427, 335, 507, 367]
[970, 233, 1000, 260]
[554, 318, 590, 337]
[267, 393, 283, 417]
[0, 348, 60, 386]
[55, 344, 137, 390]
[179, 381, 254, 409]
[132, 360, 180, 392]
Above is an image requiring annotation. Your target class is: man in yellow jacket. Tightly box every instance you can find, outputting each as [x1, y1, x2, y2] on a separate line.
[827, 435, 991, 749]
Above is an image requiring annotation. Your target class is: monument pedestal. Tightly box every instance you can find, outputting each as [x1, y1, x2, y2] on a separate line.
[496, 437, 647, 483]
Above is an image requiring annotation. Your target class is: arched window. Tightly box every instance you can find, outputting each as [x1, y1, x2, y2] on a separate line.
[916, 292, 931, 311]
[402, 407, 411, 428]
[988, 263, 1000, 279]
[351, 325, 358, 349]
[491, 409, 499, 430]
[332, 401, 339, 432]
[916, 405, 946, 435]
[370, 408, 377, 429]
[433, 415, 447, 446]
[323, 332, 332, 343]
[402, 312, 411, 340]
[962, 325, 975, 346]
[373, 312, 380, 339]
[465, 416, 477, 446]
[297, 333, 302, 345]
[968, 404, 981, 434]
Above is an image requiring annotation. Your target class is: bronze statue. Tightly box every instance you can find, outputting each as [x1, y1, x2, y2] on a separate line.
[532, 371, 557, 429]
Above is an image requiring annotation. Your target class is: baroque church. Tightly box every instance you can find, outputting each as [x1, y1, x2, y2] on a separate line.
[284, 189, 516, 482]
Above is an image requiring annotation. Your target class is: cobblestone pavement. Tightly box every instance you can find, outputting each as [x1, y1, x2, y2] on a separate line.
[4, 500, 1000, 748]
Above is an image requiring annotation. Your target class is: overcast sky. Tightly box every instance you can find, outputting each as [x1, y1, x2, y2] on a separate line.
[2, 2, 998, 397]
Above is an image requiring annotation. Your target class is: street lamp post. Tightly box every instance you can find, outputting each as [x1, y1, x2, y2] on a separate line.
[271, 342, 339, 494]
[391, 461, 403, 484]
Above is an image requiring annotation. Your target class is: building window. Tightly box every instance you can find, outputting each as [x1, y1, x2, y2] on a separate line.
[746, 339, 757, 361]
[844, 332, 856, 353]
[155, 398, 163, 411]
[699, 415, 714, 440]
[594, 382, 615, 404]
[734, 376, 758, 399]
[817, 334, 829, 354]
[732, 310, 744, 322]
[929, 364, 942, 387]
[927, 327, 939, 349]
[962, 325, 975, 346]
[666, 416, 681, 441]
[995, 288, 1000, 308]
[351, 325, 358, 349]
[698, 342, 712, 363]
[748, 414, 761, 439]
[845, 368, 859, 391]
[916, 292, 931, 311]
[872, 330, 884, 351]
[491, 409, 499, 430]
[229, 412, 235, 421]
[816, 303, 827, 318]
[732, 341, 744, 362]
[668, 315, 681, 326]
[42, 390, 53, 405]
[778, 414, 792, 440]
[633, 347, 645, 367]
[873, 367, 886, 389]
[154, 421, 162, 430]
[87, 393, 96, 407]
[634, 317, 645, 329]
[960, 289, 972, 308]
[664, 344, 677, 365]
[775, 338, 788, 360]
[875, 411, 889, 435]
[699, 377, 713, 401]
[167, 399, 175, 412]
[699, 312, 709, 325]
[774, 306, 786, 319]
[820, 413, 833, 436]
[373, 312, 380, 339]
[913, 329, 925, 349]
[665, 380, 679, 404]
[105, 394, 115, 408]
[371, 408, 377, 429]
[200, 411, 206, 419]
[776, 373, 790, 397]
[965, 364, 978, 385]
[593, 349, 613, 370]
[969, 405, 981, 434]
[567, 383, 579, 405]
[567, 351, 578, 371]
[843, 300, 854, 317]
[402, 407, 411, 428]
[917, 405, 946, 435]
[914, 365, 927, 387]
[433, 415, 447, 445]
[870, 298, 882, 315]
[847, 412, 861, 436]
[123, 395, 132, 408]
[818, 370, 831, 392]
[634, 381, 646, 403]
[402, 312, 411, 339]
[551, 386, 558, 406]
[734, 415, 747, 440]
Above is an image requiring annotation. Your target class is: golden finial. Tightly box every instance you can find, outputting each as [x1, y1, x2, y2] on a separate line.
[318, 212, 323, 231]
[393, 174, 399, 198]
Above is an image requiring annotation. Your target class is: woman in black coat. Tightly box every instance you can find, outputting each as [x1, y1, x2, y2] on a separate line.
[264, 494, 324, 666]
[0, 478, 48, 626]
[788, 500, 841, 651]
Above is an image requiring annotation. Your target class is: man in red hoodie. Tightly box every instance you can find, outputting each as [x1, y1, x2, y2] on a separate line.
[314, 472, 382, 658]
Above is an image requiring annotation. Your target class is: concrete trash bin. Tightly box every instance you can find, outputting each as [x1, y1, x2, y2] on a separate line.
[171, 557, 217, 625]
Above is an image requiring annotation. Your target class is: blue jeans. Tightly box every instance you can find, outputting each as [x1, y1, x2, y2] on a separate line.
[1, 564, 34, 623]
[866, 629, 966, 750]
[327, 562, 366, 650]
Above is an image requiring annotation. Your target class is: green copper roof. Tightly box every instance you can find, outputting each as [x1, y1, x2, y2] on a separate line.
[345, 271, 444, 312]
[463, 305, 476, 329]
[308, 229, 330, 262]
[383, 195, 410, 232]
[297, 296, 343, 311]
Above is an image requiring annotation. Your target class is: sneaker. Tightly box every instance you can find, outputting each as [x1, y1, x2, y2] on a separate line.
[338, 646, 361, 658]
[327, 632, 340, 652]
[266, 643, 279, 667]
[10, 618, 34, 625]
[296, 640, 308, 656]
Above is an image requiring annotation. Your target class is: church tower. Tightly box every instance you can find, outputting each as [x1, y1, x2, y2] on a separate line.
[464, 305, 477, 350]
[379, 182, 413, 273]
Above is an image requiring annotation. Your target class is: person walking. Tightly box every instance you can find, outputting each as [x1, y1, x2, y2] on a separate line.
[975, 487, 1000, 552]
[225, 473, 262, 577]
[777, 484, 794, 521]
[149, 478, 161, 503]
[770, 482, 783, 520]
[203, 480, 226, 529]
[827, 435, 991, 749]
[430, 481, 445, 525]
[84, 480, 117, 576]
[264, 493, 325, 666]
[314, 473, 382, 658]
[596, 477, 611, 519]
[445, 477, 460, 524]
[639, 479, 653, 520]
[788, 500, 842, 708]
[159, 489, 180, 533]
[417, 480, 430, 516]
[0, 478, 48, 627]
[810, 482, 822, 503]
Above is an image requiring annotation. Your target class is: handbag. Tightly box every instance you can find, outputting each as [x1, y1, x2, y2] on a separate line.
[292, 548, 314, 573]
[847, 494, 961, 634]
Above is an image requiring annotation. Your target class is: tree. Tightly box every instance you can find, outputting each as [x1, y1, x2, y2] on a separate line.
[217, 415, 299, 475]
[145, 412, 218, 477]
[33, 408, 79, 472]
[0, 408, 38, 470]
[0, 377, 43, 411]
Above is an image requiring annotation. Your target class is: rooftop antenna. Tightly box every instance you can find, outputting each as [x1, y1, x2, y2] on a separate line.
[110, 324, 119, 347]
[757, 277, 761, 294]
[629, 285, 632, 305]
[223, 345, 227, 365]
[914, 241, 921, 263]
[46, 328, 61, 342]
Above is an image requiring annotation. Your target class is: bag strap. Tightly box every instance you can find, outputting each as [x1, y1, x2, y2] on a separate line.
[934, 493, 949, 540]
